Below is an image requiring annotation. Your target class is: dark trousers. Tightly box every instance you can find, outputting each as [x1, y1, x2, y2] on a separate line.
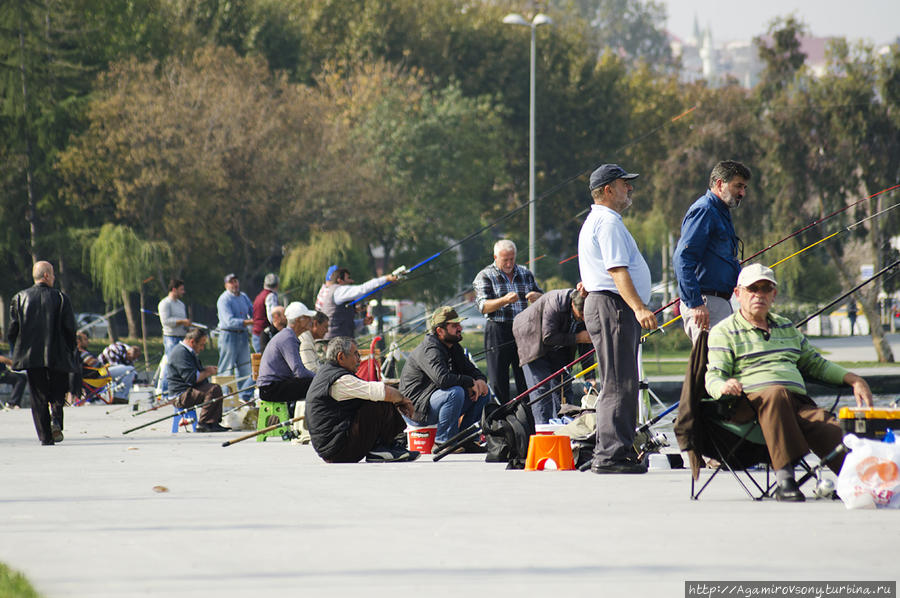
[174, 380, 223, 425]
[327, 401, 406, 463]
[259, 377, 312, 419]
[585, 292, 641, 465]
[484, 320, 526, 405]
[732, 386, 845, 471]
[1, 369, 28, 407]
[26, 368, 68, 444]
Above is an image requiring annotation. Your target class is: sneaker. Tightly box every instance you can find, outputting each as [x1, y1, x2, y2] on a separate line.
[51, 423, 64, 443]
[590, 460, 647, 474]
[365, 446, 421, 463]
[459, 439, 487, 454]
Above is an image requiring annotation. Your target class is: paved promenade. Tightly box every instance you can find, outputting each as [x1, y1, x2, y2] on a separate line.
[1, 401, 898, 598]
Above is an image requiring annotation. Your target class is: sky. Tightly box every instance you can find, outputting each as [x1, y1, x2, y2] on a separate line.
[661, 0, 900, 45]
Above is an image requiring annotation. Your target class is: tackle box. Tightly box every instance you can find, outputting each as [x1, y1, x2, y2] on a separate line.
[838, 407, 900, 440]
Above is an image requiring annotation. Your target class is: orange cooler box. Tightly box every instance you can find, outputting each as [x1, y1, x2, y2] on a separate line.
[838, 407, 900, 440]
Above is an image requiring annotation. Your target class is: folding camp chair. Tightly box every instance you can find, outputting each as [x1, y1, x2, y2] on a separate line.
[75, 365, 114, 405]
[675, 331, 832, 501]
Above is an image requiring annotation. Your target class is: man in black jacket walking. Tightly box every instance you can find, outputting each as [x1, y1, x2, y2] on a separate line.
[399, 306, 490, 452]
[8, 261, 78, 445]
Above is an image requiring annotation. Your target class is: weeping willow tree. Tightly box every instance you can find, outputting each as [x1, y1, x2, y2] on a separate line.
[88, 224, 171, 346]
[280, 231, 369, 305]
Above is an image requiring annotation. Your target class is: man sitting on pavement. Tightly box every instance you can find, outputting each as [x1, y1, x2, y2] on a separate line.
[99, 339, 140, 402]
[512, 288, 592, 424]
[306, 337, 418, 463]
[167, 327, 229, 432]
[257, 302, 317, 416]
[706, 263, 873, 501]
[399, 306, 490, 453]
[259, 305, 287, 354]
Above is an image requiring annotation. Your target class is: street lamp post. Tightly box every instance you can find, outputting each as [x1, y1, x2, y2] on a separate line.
[503, 12, 552, 278]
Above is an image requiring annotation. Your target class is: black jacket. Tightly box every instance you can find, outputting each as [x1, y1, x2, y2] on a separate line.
[399, 334, 486, 420]
[305, 361, 363, 461]
[8, 283, 77, 373]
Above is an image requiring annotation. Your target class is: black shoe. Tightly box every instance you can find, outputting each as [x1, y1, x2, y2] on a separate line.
[774, 478, 805, 502]
[590, 460, 648, 474]
[365, 446, 421, 463]
[51, 423, 64, 443]
[196, 423, 231, 433]
[432, 441, 461, 456]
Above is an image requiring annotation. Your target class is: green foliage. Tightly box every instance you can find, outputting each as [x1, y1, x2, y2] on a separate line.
[539, 276, 575, 291]
[280, 231, 368, 305]
[0, 563, 42, 598]
[88, 224, 171, 304]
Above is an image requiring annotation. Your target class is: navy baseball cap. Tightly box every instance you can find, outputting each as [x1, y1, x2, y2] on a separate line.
[589, 164, 639, 191]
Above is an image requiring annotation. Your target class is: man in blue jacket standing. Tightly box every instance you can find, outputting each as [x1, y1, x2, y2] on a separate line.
[673, 161, 751, 343]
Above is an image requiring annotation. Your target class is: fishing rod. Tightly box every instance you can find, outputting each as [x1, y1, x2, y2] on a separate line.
[221, 415, 305, 447]
[795, 259, 900, 329]
[347, 105, 701, 306]
[76, 306, 124, 335]
[433, 362, 599, 462]
[130, 373, 255, 416]
[139, 308, 210, 329]
[643, 199, 900, 340]
[122, 383, 258, 435]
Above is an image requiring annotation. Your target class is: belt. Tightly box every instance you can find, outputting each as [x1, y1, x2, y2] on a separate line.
[590, 290, 621, 299]
[701, 289, 733, 300]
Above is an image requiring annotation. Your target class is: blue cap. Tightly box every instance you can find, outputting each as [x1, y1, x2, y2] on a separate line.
[325, 265, 338, 282]
[589, 164, 639, 191]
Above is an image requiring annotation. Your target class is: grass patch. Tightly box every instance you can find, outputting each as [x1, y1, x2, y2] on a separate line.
[0, 563, 42, 598]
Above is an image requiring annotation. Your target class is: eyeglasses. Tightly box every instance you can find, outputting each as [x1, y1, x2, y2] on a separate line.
[745, 283, 775, 294]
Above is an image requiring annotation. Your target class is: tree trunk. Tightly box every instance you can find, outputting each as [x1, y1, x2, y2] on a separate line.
[121, 289, 138, 339]
[824, 244, 894, 363]
[18, 20, 38, 264]
[139, 286, 150, 372]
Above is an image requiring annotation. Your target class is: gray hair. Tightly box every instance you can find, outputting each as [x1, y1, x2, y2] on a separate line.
[185, 327, 208, 342]
[325, 336, 356, 363]
[493, 239, 517, 256]
[263, 273, 279, 289]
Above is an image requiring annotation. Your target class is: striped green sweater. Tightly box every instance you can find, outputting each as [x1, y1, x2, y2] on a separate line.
[705, 310, 848, 399]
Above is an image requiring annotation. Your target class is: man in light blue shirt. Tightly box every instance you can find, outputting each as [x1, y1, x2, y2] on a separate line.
[578, 164, 658, 474]
[216, 273, 253, 400]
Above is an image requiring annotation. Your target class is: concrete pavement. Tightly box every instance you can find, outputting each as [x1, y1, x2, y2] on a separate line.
[1, 402, 898, 598]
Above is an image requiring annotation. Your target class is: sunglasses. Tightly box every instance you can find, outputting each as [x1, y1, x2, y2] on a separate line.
[745, 283, 776, 294]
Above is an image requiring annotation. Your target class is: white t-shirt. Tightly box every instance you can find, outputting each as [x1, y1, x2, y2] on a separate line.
[577, 204, 651, 303]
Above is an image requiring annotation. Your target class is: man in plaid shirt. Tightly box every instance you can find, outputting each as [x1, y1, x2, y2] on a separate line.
[473, 240, 543, 404]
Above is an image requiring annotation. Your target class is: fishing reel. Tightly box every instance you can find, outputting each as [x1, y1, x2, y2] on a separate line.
[392, 265, 410, 279]
[280, 427, 299, 441]
[634, 430, 669, 460]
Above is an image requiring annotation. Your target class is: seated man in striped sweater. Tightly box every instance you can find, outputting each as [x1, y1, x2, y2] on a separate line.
[705, 264, 873, 502]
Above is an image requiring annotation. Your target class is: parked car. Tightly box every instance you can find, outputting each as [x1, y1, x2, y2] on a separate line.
[75, 313, 109, 338]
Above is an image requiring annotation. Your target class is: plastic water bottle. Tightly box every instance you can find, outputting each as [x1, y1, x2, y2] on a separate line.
[883, 428, 895, 443]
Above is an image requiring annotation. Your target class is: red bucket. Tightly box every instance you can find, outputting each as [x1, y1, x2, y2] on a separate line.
[407, 426, 437, 454]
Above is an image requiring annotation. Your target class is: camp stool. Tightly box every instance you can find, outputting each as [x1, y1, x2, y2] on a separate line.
[257, 400, 290, 442]
[172, 405, 198, 433]
[524, 434, 575, 471]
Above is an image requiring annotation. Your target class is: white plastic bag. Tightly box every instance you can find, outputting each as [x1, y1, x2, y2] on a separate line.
[836, 434, 900, 509]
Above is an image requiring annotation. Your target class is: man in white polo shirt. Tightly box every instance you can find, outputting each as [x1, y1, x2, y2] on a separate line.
[578, 164, 658, 474]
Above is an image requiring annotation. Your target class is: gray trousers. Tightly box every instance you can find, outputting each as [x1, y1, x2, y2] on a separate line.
[585, 292, 640, 465]
[682, 295, 733, 344]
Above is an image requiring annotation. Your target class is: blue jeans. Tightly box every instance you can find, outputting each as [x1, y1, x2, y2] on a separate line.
[251, 333, 261, 353]
[522, 356, 571, 425]
[107, 365, 136, 400]
[217, 331, 253, 400]
[406, 386, 488, 444]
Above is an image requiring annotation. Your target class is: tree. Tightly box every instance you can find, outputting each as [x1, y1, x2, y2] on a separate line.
[88, 224, 171, 338]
